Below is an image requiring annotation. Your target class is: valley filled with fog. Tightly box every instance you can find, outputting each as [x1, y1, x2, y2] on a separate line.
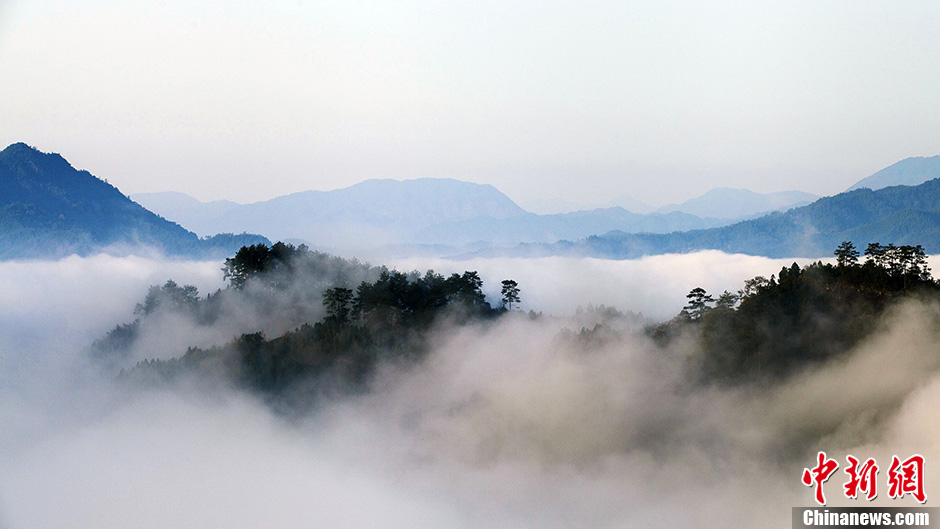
[5, 0, 940, 526]
[2, 251, 939, 529]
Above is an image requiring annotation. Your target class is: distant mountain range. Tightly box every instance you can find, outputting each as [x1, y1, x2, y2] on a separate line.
[135, 187, 735, 249]
[129, 191, 241, 236]
[0, 143, 268, 259]
[520, 195, 657, 215]
[654, 188, 818, 219]
[412, 208, 729, 246]
[133, 182, 818, 252]
[520, 188, 816, 218]
[137, 179, 527, 248]
[598, 194, 658, 215]
[520, 197, 595, 215]
[847, 155, 940, 192]
[7, 140, 940, 262]
[518, 155, 940, 220]
[472, 179, 940, 259]
[132, 186, 691, 252]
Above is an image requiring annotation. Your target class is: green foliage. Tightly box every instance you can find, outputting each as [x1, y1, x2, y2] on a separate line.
[715, 290, 739, 310]
[322, 287, 354, 325]
[354, 269, 495, 328]
[222, 243, 276, 289]
[739, 276, 770, 298]
[834, 241, 860, 267]
[114, 243, 504, 400]
[90, 320, 140, 364]
[449, 271, 488, 309]
[682, 287, 713, 320]
[659, 241, 940, 383]
[864, 242, 931, 282]
[135, 280, 199, 315]
[500, 279, 521, 310]
[119, 346, 226, 386]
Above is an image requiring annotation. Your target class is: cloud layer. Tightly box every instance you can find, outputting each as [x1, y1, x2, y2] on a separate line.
[1, 252, 938, 528]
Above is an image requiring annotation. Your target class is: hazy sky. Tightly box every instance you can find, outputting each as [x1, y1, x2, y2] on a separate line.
[1, 0, 939, 206]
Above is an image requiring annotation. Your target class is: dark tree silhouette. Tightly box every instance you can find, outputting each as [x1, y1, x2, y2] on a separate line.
[323, 287, 354, 325]
[834, 241, 860, 268]
[222, 243, 271, 289]
[100, 242, 528, 399]
[715, 290, 739, 310]
[134, 279, 199, 315]
[865, 242, 932, 281]
[501, 279, 521, 310]
[683, 287, 713, 320]
[447, 271, 488, 309]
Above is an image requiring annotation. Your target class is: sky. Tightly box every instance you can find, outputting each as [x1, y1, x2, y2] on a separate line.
[1, 0, 939, 206]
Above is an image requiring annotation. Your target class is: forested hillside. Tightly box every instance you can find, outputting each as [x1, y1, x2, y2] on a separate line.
[486, 179, 940, 259]
[650, 241, 938, 382]
[94, 242, 523, 406]
[0, 143, 267, 259]
[94, 239, 940, 412]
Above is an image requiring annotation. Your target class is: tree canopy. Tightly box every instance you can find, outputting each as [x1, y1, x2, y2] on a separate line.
[103, 242, 507, 398]
[651, 240, 940, 383]
[500, 279, 521, 310]
[134, 280, 200, 315]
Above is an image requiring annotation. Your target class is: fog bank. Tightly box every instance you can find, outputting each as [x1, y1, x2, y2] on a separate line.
[391, 252, 825, 319]
[1, 252, 938, 528]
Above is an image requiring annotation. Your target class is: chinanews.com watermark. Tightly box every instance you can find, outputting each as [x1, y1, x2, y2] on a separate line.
[794, 452, 936, 528]
[793, 508, 936, 527]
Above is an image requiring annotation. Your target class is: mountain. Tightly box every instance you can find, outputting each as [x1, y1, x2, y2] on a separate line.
[521, 194, 655, 215]
[598, 194, 655, 214]
[413, 207, 729, 245]
[520, 197, 589, 215]
[471, 179, 940, 259]
[847, 156, 940, 192]
[0, 143, 268, 259]
[655, 188, 818, 219]
[525, 188, 815, 219]
[131, 192, 240, 237]
[142, 179, 526, 249]
[138, 183, 733, 251]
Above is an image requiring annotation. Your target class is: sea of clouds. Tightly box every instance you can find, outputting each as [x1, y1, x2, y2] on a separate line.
[1, 252, 938, 528]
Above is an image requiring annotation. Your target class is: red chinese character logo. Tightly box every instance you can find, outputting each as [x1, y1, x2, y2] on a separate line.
[802, 451, 840, 505]
[843, 455, 879, 500]
[887, 454, 926, 503]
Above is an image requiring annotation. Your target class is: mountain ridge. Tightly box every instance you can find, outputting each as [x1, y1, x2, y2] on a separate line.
[654, 188, 818, 219]
[847, 155, 940, 191]
[136, 184, 737, 250]
[0, 143, 267, 259]
[467, 179, 940, 259]
[10, 142, 940, 261]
